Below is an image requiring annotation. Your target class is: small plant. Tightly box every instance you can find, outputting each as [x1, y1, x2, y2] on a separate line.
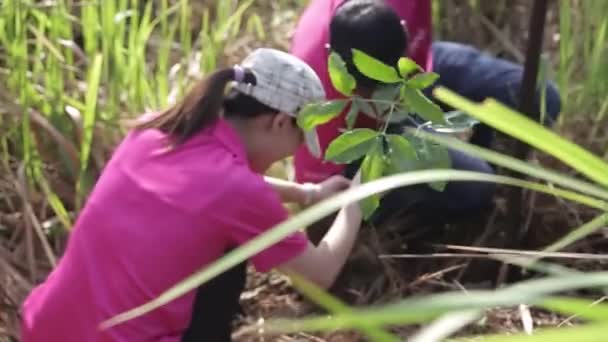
[297, 49, 478, 218]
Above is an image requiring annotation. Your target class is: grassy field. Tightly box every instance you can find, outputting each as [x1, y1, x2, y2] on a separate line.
[1, 0, 608, 341]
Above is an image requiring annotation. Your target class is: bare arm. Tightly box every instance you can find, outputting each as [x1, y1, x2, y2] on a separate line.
[277, 173, 363, 289]
[263, 176, 312, 205]
[278, 203, 362, 289]
[264, 175, 350, 207]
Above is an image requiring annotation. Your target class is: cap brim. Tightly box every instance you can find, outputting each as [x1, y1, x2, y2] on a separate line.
[303, 128, 321, 159]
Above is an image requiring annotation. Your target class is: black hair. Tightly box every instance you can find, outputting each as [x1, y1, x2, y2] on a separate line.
[330, 0, 408, 89]
[135, 68, 278, 145]
[223, 88, 279, 120]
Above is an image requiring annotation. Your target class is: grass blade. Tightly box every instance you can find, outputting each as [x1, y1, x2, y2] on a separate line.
[288, 272, 399, 342]
[410, 310, 482, 342]
[264, 273, 608, 334]
[409, 128, 608, 201]
[451, 323, 608, 342]
[433, 87, 608, 187]
[101, 169, 607, 329]
[542, 213, 608, 253]
[538, 296, 608, 323]
[76, 53, 103, 207]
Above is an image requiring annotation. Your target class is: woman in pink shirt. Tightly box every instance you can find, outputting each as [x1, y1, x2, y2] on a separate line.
[20, 48, 363, 341]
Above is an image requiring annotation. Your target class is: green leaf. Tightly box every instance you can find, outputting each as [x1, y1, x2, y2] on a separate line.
[345, 100, 359, 130]
[426, 144, 451, 169]
[398, 57, 422, 77]
[76, 53, 103, 208]
[245, 14, 265, 40]
[370, 84, 401, 120]
[427, 147, 450, 191]
[407, 132, 451, 191]
[385, 134, 418, 174]
[80, 54, 103, 170]
[353, 97, 375, 117]
[407, 72, 439, 89]
[352, 48, 401, 83]
[402, 86, 445, 124]
[297, 100, 347, 131]
[433, 87, 608, 187]
[445, 110, 479, 126]
[373, 84, 401, 102]
[328, 51, 356, 96]
[360, 139, 385, 219]
[387, 110, 411, 123]
[33, 166, 72, 230]
[325, 128, 378, 164]
[430, 110, 480, 134]
[409, 128, 608, 201]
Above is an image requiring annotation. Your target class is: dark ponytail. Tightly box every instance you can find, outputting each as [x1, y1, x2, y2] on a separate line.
[135, 68, 256, 144]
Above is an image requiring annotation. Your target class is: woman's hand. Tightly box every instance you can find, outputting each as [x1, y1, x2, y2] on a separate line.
[264, 175, 351, 207]
[302, 175, 351, 206]
[318, 175, 352, 200]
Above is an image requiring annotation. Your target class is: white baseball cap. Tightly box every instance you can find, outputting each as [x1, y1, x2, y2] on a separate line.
[232, 48, 326, 158]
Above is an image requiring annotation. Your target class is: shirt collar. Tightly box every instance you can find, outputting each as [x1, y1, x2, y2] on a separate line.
[211, 118, 248, 162]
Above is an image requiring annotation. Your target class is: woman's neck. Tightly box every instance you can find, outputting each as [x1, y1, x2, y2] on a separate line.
[225, 117, 269, 173]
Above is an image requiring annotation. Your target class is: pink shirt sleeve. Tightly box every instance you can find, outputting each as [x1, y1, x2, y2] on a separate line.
[224, 176, 308, 273]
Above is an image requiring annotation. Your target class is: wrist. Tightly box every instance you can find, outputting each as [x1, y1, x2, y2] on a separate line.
[301, 182, 321, 206]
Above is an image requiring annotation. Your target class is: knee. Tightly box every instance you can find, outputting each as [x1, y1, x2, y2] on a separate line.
[431, 41, 481, 65]
[432, 41, 479, 55]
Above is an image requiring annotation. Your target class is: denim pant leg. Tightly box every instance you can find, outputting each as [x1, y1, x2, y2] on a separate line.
[344, 144, 496, 225]
[425, 41, 562, 148]
[377, 149, 495, 224]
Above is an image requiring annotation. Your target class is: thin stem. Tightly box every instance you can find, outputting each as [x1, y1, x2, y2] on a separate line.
[359, 98, 399, 106]
[382, 104, 396, 134]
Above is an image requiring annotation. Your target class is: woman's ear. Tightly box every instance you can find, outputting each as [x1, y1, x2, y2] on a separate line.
[254, 112, 280, 132]
[271, 113, 291, 130]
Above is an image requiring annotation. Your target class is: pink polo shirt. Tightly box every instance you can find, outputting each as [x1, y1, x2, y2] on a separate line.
[20, 118, 308, 341]
[291, 0, 433, 183]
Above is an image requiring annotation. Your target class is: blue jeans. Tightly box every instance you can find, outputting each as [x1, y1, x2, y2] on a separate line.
[347, 41, 562, 225]
[427, 41, 561, 148]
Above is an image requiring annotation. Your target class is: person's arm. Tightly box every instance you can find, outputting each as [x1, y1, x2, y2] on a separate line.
[277, 174, 363, 289]
[264, 175, 350, 207]
[263, 176, 315, 205]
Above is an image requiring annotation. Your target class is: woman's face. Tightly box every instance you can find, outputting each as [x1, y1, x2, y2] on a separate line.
[248, 112, 304, 172]
[268, 113, 304, 160]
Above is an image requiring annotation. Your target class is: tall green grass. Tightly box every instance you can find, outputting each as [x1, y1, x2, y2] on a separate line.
[432, 0, 608, 131]
[0, 0, 263, 230]
[558, 0, 608, 127]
